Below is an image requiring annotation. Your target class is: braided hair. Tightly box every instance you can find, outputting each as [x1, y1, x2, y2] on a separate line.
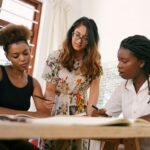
[120, 35, 150, 99]
[0, 24, 32, 52]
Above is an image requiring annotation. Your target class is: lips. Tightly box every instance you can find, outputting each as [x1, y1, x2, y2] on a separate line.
[73, 45, 82, 51]
[20, 63, 29, 68]
[119, 73, 123, 77]
[118, 70, 124, 76]
[75, 44, 82, 48]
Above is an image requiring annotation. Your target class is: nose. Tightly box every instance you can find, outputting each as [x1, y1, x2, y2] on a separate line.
[76, 38, 82, 44]
[117, 61, 123, 69]
[117, 61, 122, 69]
[19, 55, 26, 61]
[117, 63, 120, 69]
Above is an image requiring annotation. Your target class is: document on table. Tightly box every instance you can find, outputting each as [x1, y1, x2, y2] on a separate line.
[30, 116, 150, 126]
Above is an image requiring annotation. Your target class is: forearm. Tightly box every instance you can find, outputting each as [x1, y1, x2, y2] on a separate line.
[91, 108, 110, 117]
[87, 77, 100, 115]
[23, 111, 50, 118]
[140, 114, 150, 122]
[87, 85, 100, 116]
[88, 90, 99, 106]
[43, 83, 56, 114]
[0, 107, 50, 118]
[87, 99, 99, 115]
[0, 107, 21, 114]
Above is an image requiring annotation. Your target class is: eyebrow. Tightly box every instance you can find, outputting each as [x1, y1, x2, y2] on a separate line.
[11, 49, 29, 54]
[74, 31, 87, 37]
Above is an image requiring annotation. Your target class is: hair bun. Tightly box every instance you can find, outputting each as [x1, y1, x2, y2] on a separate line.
[0, 24, 32, 46]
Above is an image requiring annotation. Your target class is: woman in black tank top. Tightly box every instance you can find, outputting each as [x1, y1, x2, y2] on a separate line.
[0, 24, 50, 150]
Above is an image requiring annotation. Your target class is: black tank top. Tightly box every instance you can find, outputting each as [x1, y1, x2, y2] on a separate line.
[0, 66, 34, 110]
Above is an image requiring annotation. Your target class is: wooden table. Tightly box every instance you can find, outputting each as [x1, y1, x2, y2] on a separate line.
[0, 118, 150, 150]
[0, 121, 150, 140]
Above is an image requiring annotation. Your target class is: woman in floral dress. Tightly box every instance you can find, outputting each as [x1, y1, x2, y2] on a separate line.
[41, 17, 103, 150]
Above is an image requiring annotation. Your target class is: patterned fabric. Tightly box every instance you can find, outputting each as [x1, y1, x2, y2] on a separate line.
[41, 50, 93, 150]
[42, 50, 92, 116]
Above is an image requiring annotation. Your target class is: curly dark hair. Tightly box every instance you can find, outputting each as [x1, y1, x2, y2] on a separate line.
[59, 17, 102, 81]
[0, 24, 32, 52]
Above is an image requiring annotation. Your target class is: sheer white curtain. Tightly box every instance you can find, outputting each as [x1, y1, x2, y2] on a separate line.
[48, 0, 71, 51]
[33, 0, 71, 90]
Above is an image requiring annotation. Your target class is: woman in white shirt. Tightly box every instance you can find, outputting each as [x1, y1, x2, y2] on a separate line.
[92, 35, 150, 150]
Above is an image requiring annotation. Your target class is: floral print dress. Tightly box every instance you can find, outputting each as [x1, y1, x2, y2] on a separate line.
[42, 50, 92, 116]
[41, 50, 92, 150]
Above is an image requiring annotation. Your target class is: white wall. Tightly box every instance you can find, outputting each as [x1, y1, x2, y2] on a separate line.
[80, 0, 150, 63]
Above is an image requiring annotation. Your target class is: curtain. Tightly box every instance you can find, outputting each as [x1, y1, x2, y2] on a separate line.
[49, 0, 71, 51]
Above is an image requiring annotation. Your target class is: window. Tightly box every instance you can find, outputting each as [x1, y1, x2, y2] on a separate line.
[0, 0, 42, 75]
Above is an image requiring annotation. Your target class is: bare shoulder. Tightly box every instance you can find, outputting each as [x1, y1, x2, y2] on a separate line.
[32, 77, 41, 88]
[32, 77, 43, 99]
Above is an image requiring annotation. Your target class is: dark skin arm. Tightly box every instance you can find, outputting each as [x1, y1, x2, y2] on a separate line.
[91, 108, 110, 117]
[139, 114, 150, 122]
[92, 109, 150, 121]
[32, 78, 51, 117]
[0, 107, 49, 118]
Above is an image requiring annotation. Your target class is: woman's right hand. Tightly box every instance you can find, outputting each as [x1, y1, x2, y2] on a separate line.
[44, 82, 56, 110]
[91, 108, 107, 117]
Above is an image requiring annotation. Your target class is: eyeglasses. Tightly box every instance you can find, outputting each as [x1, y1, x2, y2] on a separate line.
[72, 32, 88, 45]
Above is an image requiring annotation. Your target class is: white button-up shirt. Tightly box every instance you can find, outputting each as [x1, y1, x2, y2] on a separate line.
[104, 79, 150, 150]
[105, 79, 149, 119]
